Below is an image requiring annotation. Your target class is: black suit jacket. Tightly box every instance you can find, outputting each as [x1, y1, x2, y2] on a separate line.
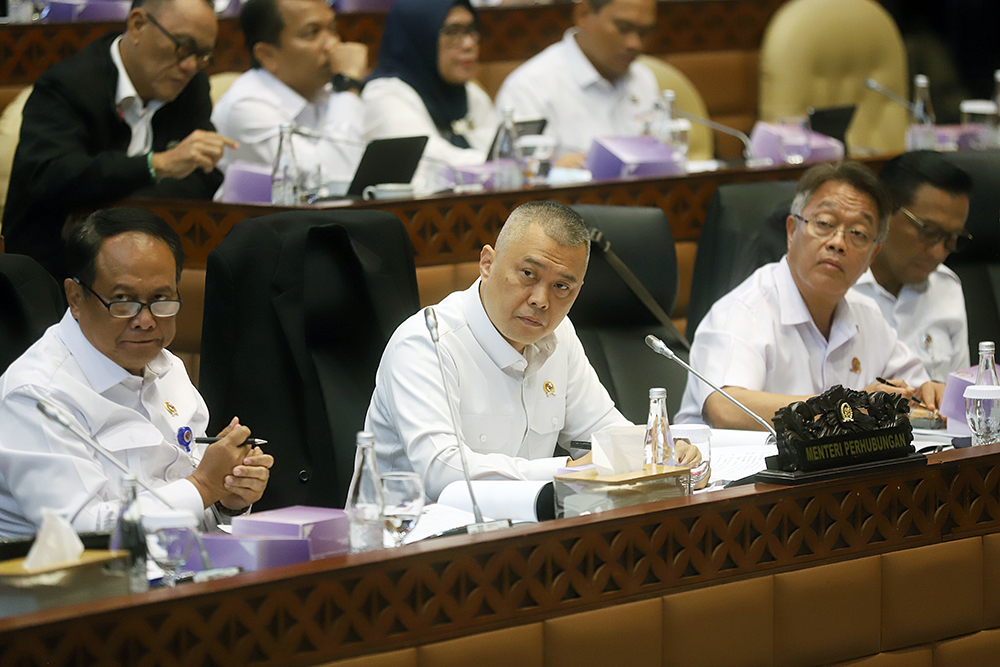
[199, 210, 420, 510]
[2, 33, 223, 280]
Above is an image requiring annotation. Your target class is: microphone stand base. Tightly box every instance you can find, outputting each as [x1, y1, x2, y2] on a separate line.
[467, 519, 513, 535]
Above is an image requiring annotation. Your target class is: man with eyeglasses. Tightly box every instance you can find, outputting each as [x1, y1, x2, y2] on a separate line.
[676, 162, 943, 429]
[0, 208, 273, 538]
[2, 0, 237, 283]
[849, 151, 973, 381]
[495, 0, 660, 168]
[212, 0, 368, 183]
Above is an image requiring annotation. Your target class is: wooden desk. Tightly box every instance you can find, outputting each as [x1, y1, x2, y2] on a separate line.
[1, 443, 998, 667]
[132, 158, 889, 271]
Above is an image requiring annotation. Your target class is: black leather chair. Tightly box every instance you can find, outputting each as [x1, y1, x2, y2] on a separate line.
[686, 180, 797, 339]
[942, 150, 1000, 363]
[569, 205, 690, 422]
[198, 210, 420, 510]
[0, 253, 63, 374]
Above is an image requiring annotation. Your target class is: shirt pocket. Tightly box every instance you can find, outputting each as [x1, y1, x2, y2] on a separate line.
[530, 398, 565, 437]
[99, 424, 167, 472]
[460, 414, 512, 453]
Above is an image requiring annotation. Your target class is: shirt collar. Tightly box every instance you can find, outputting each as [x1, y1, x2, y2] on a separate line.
[254, 68, 331, 121]
[856, 268, 897, 301]
[55, 309, 170, 394]
[563, 29, 614, 91]
[461, 278, 558, 374]
[774, 256, 814, 326]
[110, 35, 164, 118]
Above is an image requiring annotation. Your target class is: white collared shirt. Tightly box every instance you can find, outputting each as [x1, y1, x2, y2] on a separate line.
[110, 35, 164, 157]
[494, 29, 661, 156]
[212, 68, 365, 181]
[0, 311, 209, 538]
[851, 267, 970, 381]
[675, 257, 930, 425]
[365, 279, 628, 501]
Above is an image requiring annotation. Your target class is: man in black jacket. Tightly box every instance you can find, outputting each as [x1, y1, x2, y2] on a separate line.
[2, 0, 237, 281]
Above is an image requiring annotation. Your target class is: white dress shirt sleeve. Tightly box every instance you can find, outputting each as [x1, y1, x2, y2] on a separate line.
[0, 384, 205, 535]
[374, 333, 569, 501]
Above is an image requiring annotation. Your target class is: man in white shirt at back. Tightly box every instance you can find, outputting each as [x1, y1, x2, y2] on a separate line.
[212, 0, 368, 184]
[851, 151, 972, 381]
[495, 0, 660, 168]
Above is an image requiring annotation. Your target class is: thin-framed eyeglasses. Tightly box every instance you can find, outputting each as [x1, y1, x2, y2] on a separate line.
[145, 11, 215, 71]
[791, 213, 876, 250]
[74, 278, 183, 319]
[898, 206, 973, 253]
[439, 21, 481, 45]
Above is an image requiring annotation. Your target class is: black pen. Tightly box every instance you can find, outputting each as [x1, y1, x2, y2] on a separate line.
[875, 377, 930, 409]
[195, 437, 268, 447]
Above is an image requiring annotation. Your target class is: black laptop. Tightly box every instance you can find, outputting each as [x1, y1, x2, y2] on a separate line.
[807, 105, 856, 147]
[486, 118, 547, 158]
[346, 135, 429, 197]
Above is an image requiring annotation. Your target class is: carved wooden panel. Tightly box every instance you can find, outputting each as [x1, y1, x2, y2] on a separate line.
[1, 447, 999, 667]
[0, 1, 788, 86]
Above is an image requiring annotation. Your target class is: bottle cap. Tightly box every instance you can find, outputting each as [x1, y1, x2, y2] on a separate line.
[662, 89, 676, 102]
[356, 431, 375, 446]
[914, 74, 929, 87]
[980, 341, 995, 354]
[994, 69, 1000, 82]
[649, 387, 666, 399]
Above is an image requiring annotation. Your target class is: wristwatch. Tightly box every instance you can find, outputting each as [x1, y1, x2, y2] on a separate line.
[332, 73, 365, 94]
[215, 500, 250, 517]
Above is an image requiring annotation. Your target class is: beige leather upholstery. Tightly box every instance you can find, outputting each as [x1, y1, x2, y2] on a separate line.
[637, 55, 714, 161]
[758, 0, 908, 155]
[209, 71, 241, 104]
[0, 86, 32, 230]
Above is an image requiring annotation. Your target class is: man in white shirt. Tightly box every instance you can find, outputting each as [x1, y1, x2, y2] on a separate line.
[494, 0, 660, 168]
[676, 162, 945, 429]
[367, 201, 673, 501]
[0, 208, 273, 538]
[3, 0, 238, 282]
[851, 151, 973, 381]
[212, 0, 368, 184]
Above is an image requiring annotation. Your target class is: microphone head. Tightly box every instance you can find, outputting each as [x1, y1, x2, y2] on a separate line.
[865, 78, 878, 90]
[424, 307, 440, 343]
[36, 400, 72, 429]
[644, 334, 675, 359]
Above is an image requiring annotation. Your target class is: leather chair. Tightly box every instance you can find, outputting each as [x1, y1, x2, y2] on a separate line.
[942, 150, 1000, 365]
[0, 86, 31, 227]
[569, 205, 690, 422]
[198, 210, 420, 510]
[758, 0, 908, 156]
[637, 55, 714, 161]
[686, 180, 797, 339]
[0, 253, 63, 374]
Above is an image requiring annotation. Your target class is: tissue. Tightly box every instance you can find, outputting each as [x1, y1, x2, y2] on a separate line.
[22, 509, 85, 571]
[591, 425, 646, 475]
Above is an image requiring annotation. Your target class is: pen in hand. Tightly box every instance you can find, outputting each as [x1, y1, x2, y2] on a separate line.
[875, 377, 930, 410]
[195, 437, 268, 447]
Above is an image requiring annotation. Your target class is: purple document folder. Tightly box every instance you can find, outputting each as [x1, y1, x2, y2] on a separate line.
[184, 533, 311, 573]
[584, 136, 685, 181]
[231, 505, 349, 560]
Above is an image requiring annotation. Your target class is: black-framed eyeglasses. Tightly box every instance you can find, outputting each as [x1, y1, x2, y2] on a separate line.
[791, 213, 876, 250]
[145, 11, 215, 71]
[439, 21, 481, 45]
[74, 278, 183, 319]
[898, 206, 973, 253]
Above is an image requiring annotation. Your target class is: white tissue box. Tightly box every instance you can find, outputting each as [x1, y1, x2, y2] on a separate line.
[0, 550, 129, 618]
[553, 464, 691, 518]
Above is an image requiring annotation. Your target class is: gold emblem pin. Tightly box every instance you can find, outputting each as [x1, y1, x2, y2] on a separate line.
[839, 402, 854, 422]
[851, 357, 861, 373]
[164, 401, 178, 417]
[543, 381, 555, 397]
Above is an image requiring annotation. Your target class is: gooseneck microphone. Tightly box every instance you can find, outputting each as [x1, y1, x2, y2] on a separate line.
[865, 78, 914, 113]
[644, 335, 778, 440]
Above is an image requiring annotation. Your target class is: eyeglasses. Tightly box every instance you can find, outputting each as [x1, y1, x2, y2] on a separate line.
[74, 278, 183, 319]
[898, 207, 973, 253]
[439, 22, 481, 45]
[792, 213, 876, 250]
[145, 12, 215, 71]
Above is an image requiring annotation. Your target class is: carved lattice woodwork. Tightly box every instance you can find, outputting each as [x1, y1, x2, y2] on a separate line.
[2, 446, 1000, 667]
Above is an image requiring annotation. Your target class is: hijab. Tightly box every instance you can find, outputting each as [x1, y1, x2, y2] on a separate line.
[368, 0, 477, 148]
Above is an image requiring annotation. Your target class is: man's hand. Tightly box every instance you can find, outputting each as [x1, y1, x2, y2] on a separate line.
[674, 438, 702, 466]
[331, 41, 368, 81]
[150, 130, 239, 180]
[863, 377, 917, 402]
[218, 445, 274, 511]
[188, 417, 252, 508]
[914, 381, 945, 412]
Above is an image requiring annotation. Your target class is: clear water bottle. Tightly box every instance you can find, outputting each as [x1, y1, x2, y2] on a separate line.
[967, 342, 1000, 446]
[906, 74, 937, 150]
[109, 476, 149, 593]
[992, 70, 1000, 148]
[271, 123, 300, 205]
[651, 90, 691, 160]
[975, 341, 999, 386]
[490, 106, 524, 190]
[644, 387, 675, 465]
[346, 432, 384, 554]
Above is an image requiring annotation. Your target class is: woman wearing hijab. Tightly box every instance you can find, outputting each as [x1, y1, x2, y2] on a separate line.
[362, 0, 498, 173]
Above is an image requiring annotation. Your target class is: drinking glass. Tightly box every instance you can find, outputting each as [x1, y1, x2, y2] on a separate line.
[965, 385, 1000, 447]
[381, 472, 425, 547]
[776, 116, 812, 164]
[142, 509, 199, 588]
[670, 424, 712, 489]
[515, 135, 557, 185]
